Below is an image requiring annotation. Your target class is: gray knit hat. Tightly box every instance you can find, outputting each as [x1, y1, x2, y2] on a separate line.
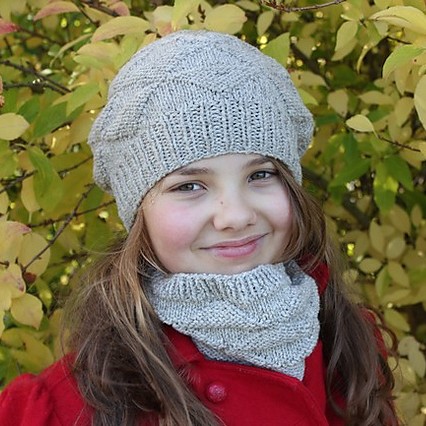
[88, 30, 314, 231]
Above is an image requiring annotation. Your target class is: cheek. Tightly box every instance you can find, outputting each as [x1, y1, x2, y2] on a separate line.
[145, 202, 199, 252]
[269, 189, 293, 231]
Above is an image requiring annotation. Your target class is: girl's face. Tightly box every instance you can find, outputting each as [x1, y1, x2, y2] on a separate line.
[142, 154, 293, 275]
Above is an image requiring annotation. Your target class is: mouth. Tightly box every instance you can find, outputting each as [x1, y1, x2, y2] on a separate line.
[203, 235, 266, 259]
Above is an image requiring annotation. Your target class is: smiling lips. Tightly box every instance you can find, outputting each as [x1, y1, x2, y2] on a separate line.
[204, 235, 265, 259]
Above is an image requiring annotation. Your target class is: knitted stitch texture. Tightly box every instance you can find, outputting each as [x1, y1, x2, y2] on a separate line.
[88, 30, 314, 230]
[147, 262, 320, 380]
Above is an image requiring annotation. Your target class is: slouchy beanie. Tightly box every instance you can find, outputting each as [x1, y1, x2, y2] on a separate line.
[88, 30, 314, 230]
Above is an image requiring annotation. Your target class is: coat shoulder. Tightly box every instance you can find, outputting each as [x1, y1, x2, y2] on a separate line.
[0, 356, 90, 426]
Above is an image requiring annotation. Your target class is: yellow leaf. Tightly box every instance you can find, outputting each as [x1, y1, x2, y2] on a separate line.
[408, 345, 426, 377]
[76, 42, 121, 67]
[388, 204, 411, 234]
[414, 74, 426, 130]
[204, 5, 247, 34]
[346, 114, 376, 133]
[335, 21, 358, 51]
[236, 0, 260, 12]
[394, 97, 414, 127]
[70, 112, 95, 145]
[34, 1, 79, 20]
[388, 261, 410, 287]
[149, 6, 174, 36]
[10, 332, 54, 372]
[291, 71, 326, 87]
[386, 237, 406, 259]
[359, 91, 393, 105]
[0, 221, 31, 264]
[0, 286, 12, 311]
[172, 0, 200, 28]
[0, 188, 9, 215]
[354, 232, 370, 257]
[328, 90, 349, 117]
[11, 293, 43, 329]
[384, 308, 410, 332]
[370, 6, 426, 36]
[21, 176, 41, 213]
[369, 221, 385, 253]
[1, 327, 24, 348]
[18, 232, 50, 277]
[257, 10, 274, 36]
[0, 263, 26, 298]
[92, 16, 150, 42]
[332, 39, 357, 61]
[359, 258, 382, 273]
[0, 113, 29, 141]
[419, 142, 426, 160]
[408, 414, 426, 426]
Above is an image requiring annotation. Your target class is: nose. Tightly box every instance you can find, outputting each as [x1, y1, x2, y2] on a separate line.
[212, 192, 257, 231]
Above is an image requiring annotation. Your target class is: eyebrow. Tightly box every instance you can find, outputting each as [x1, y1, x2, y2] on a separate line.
[176, 157, 273, 176]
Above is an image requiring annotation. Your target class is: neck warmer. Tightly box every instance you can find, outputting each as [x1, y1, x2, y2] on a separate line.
[146, 262, 320, 380]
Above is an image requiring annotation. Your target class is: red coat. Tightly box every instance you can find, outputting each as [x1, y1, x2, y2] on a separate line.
[0, 265, 345, 425]
[0, 330, 344, 426]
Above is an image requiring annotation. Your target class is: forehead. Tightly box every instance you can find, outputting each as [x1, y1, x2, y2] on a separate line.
[173, 153, 272, 174]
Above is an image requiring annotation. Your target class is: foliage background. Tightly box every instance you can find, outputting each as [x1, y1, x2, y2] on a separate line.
[0, 0, 425, 423]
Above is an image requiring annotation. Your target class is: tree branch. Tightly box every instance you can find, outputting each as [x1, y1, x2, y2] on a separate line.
[31, 199, 115, 228]
[78, 0, 120, 17]
[3, 81, 66, 95]
[22, 183, 96, 273]
[19, 27, 60, 45]
[378, 135, 421, 152]
[0, 60, 70, 94]
[303, 166, 371, 229]
[262, 0, 346, 12]
[0, 156, 92, 195]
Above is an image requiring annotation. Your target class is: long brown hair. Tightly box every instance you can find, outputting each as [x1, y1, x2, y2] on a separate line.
[65, 158, 399, 426]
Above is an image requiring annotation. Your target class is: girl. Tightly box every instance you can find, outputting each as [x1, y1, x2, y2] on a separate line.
[0, 30, 398, 426]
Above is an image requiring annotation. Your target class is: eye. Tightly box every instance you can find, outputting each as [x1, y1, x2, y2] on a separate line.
[249, 170, 277, 181]
[172, 182, 204, 192]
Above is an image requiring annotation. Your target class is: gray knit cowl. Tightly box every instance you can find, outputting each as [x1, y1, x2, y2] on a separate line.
[147, 262, 320, 381]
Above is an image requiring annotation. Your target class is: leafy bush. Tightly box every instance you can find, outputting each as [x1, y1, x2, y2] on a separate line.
[0, 0, 425, 423]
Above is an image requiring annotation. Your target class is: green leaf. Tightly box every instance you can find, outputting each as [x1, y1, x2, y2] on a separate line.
[66, 83, 99, 116]
[92, 16, 150, 42]
[384, 308, 410, 332]
[329, 158, 371, 188]
[374, 162, 398, 211]
[18, 97, 40, 124]
[343, 132, 359, 163]
[335, 21, 358, 51]
[33, 102, 67, 138]
[297, 88, 318, 106]
[0, 113, 29, 140]
[0, 140, 18, 178]
[262, 32, 290, 67]
[384, 155, 414, 191]
[27, 146, 64, 212]
[382, 45, 425, 79]
[257, 10, 274, 36]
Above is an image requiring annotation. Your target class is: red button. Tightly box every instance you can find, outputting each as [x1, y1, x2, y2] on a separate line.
[205, 382, 227, 403]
